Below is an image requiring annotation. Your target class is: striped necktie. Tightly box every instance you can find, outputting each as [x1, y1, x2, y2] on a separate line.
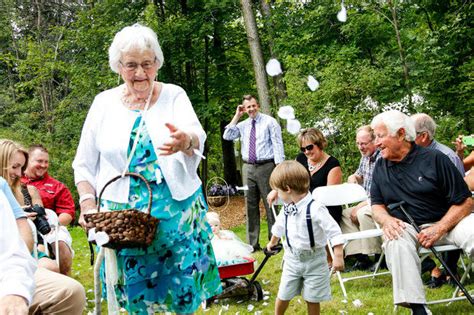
[248, 119, 257, 163]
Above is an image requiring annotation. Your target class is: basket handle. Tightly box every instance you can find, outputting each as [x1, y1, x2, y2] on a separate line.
[97, 172, 152, 214]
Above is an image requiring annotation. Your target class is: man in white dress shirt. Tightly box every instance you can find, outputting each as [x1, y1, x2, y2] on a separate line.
[223, 95, 285, 251]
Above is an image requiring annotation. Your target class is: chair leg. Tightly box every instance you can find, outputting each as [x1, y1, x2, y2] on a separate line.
[327, 240, 348, 300]
[372, 252, 385, 278]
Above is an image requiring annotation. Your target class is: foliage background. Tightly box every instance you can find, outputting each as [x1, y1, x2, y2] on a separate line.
[0, 0, 472, 215]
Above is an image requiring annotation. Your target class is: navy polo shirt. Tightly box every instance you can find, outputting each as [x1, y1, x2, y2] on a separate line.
[370, 144, 471, 225]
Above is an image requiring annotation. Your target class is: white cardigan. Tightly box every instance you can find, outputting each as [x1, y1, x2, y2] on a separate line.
[73, 83, 206, 202]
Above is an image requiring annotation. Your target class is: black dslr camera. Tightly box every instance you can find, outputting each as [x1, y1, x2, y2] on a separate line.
[24, 205, 51, 235]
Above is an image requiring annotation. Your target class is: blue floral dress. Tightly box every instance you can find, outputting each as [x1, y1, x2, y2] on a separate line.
[102, 114, 221, 314]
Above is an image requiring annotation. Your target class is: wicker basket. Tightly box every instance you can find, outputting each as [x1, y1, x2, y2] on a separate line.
[84, 172, 159, 249]
[207, 195, 227, 207]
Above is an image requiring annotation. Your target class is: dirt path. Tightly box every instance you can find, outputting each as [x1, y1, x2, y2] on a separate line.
[206, 196, 268, 229]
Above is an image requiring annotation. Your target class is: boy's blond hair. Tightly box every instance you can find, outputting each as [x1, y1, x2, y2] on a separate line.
[269, 160, 309, 194]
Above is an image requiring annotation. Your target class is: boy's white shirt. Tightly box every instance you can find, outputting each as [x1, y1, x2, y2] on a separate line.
[271, 193, 344, 250]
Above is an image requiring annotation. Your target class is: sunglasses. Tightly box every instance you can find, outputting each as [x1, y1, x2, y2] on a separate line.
[300, 143, 317, 152]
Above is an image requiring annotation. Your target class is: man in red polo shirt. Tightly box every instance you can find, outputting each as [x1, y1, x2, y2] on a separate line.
[22, 144, 75, 276]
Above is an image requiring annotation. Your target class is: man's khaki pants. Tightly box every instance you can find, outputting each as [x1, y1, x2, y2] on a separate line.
[30, 267, 86, 315]
[384, 214, 474, 305]
[340, 204, 382, 256]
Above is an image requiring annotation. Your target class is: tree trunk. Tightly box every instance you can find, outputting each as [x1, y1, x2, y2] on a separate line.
[387, 0, 412, 107]
[212, 10, 240, 187]
[240, 0, 272, 115]
[259, 0, 287, 107]
[201, 35, 210, 190]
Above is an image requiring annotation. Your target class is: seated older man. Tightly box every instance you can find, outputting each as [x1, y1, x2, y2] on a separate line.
[343, 125, 382, 271]
[369, 110, 473, 315]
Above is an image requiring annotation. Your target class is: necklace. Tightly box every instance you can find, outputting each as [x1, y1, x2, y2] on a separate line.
[308, 161, 322, 172]
[121, 85, 154, 110]
[308, 153, 326, 172]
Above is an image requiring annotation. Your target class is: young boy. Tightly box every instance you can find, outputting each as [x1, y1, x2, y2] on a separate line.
[266, 160, 344, 315]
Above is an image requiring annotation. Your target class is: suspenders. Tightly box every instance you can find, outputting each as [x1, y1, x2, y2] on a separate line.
[284, 200, 315, 249]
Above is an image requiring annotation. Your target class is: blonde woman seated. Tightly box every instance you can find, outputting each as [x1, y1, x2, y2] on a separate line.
[0, 139, 59, 273]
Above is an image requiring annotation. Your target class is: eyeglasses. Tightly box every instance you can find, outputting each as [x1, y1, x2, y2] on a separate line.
[119, 58, 157, 72]
[300, 143, 317, 152]
[356, 141, 372, 147]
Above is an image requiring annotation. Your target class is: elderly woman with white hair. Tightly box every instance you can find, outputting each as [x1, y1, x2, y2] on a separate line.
[73, 24, 221, 314]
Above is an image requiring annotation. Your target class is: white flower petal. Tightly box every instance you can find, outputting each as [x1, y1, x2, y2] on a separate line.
[352, 299, 363, 307]
[287, 119, 301, 135]
[266, 58, 282, 76]
[307, 75, 320, 91]
[278, 106, 295, 120]
[337, 4, 347, 22]
[247, 304, 255, 312]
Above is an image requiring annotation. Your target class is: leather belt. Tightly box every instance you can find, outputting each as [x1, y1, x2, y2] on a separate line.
[243, 159, 274, 165]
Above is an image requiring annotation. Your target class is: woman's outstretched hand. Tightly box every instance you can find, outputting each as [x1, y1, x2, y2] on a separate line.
[159, 123, 192, 156]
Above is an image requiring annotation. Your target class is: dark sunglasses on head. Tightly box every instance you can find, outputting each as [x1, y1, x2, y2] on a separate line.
[300, 143, 317, 152]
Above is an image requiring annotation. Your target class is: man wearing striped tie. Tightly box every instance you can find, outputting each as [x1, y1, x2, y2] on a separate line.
[223, 95, 285, 252]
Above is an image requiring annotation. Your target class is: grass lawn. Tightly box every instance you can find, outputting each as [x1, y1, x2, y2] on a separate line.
[70, 223, 473, 314]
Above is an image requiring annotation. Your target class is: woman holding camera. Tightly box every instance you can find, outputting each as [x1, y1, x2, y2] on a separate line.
[0, 139, 59, 272]
[73, 24, 221, 314]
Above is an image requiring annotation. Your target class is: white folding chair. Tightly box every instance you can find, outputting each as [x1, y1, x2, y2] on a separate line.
[312, 183, 389, 300]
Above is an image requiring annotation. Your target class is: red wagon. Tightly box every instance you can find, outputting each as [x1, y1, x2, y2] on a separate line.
[204, 245, 282, 308]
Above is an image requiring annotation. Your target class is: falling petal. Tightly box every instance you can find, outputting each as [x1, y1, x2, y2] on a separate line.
[254, 311, 262, 315]
[341, 299, 348, 303]
[262, 302, 268, 306]
[287, 119, 301, 135]
[266, 58, 282, 76]
[307, 75, 320, 91]
[278, 105, 295, 120]
[237, 300, 244, 304]
[368, 313, 374, 315]
[262, 279, 270, 285]
[297, 298, 302, 304]
[247, 304, 255, 312]
[337, 3, 347, 22]
[87, 289, 93, 293]
[222, 304, 229, 311]
[263, 296, 269, 301]
[352, 299, 363, 307]
[262, 290, 270, 295]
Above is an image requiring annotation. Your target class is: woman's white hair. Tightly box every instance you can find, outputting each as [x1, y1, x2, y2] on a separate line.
[108, 23, 164, 74]
[371, 110, 416, 141]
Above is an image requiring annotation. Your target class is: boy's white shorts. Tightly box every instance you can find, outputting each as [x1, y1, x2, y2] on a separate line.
[277, 247, 331, 303]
